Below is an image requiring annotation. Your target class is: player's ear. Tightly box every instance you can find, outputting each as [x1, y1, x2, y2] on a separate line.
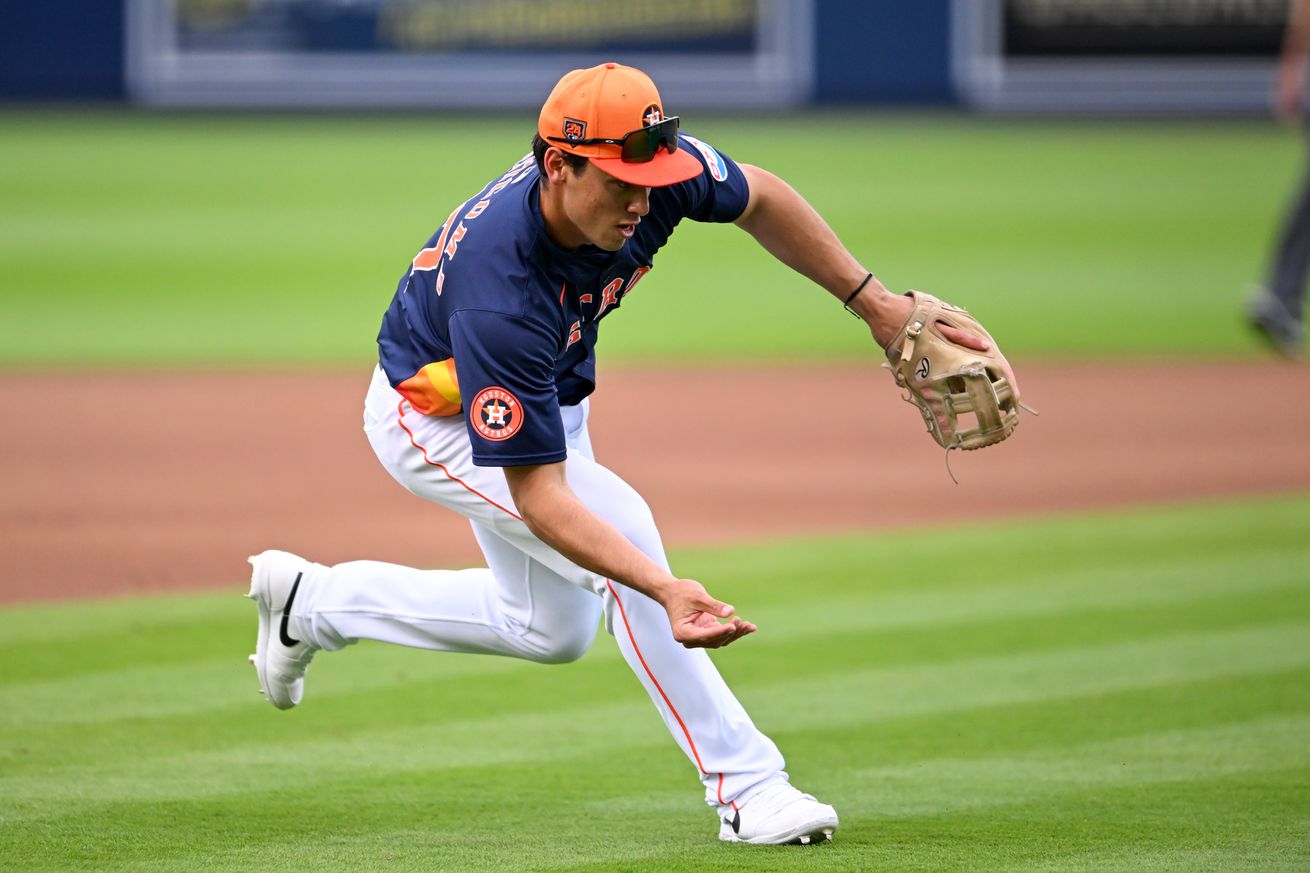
[543, 147, 571, 188]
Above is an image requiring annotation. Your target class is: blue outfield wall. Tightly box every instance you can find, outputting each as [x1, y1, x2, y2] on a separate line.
[0, 4, 126, 100]
[0, 1, 954, 105]
[813, 0, 954, 104]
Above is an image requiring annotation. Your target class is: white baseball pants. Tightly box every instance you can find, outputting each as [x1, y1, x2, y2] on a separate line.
[289, 365, 786, 808]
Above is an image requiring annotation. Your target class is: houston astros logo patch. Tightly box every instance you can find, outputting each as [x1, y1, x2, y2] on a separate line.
[471, 387, 524, 441]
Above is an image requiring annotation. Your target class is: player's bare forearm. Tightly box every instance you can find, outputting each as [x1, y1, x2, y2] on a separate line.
[504, 462, 668, 594]
[734, 163, 908, 346]
[503, 462, 755, 648]
[734, 163, 989, 353]
[734, 164, 870, 300]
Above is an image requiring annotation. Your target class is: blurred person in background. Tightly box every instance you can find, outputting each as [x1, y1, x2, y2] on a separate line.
[1250, 0, 1310, 356]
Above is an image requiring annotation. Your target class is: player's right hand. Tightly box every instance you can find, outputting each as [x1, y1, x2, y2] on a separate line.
[664, 579, 757, 649]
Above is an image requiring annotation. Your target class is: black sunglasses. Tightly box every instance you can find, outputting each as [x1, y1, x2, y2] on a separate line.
[548, 116, 681, 164]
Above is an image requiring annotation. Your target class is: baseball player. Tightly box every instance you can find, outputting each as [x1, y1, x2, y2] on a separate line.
[248, 62, 996, 846]
[1249, 0, 1310, 356]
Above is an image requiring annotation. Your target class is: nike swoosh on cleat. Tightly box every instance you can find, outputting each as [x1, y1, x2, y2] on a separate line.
[278, 572, 303, 647]
[721, 810, 741, 834]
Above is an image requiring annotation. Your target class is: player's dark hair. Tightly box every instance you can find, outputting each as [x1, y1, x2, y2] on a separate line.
[532, 134, 588, 185]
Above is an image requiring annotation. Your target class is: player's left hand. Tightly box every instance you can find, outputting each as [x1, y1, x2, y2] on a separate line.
[872, 290, 1022, 400]
[880, 290, 1023, 452]
[872, 290, 986, 348]
[664, 579, 757, 649]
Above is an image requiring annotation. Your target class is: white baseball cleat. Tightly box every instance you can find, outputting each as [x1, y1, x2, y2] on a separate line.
[718, 781, 838, 845]
[247, 549, 319, 710]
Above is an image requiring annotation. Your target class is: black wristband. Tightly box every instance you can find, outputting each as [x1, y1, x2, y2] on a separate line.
[843, 273, 873, 319]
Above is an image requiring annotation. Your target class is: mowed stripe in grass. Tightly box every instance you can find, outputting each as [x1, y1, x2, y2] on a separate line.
[1, 494, 1307, 871]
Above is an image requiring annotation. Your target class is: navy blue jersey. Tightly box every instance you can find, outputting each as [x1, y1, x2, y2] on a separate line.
[377, 133, 750, 467]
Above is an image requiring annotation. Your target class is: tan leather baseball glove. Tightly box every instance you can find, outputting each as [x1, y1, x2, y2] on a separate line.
[882, 291, 1021, 452]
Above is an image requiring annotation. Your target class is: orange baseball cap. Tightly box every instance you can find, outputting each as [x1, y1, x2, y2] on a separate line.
[538, 62, 704, 188]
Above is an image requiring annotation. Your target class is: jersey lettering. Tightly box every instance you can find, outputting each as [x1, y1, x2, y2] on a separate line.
[412, 245, 443, 271]
[444, 223, 468, 260]
[597, 278, 623, 317]
[409, 157, 534, 280]
[565, 320, 582, 349]
[413, 205, 462, 272]
[624, 266, 651, 297]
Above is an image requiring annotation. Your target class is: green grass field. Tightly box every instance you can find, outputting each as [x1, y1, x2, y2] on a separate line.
[0, 111, 1300, 366]
[2, 496, 1307, 871]
[3, 110, 1307, 870]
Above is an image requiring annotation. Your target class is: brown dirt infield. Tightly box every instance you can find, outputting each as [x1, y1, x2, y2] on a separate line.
[2, 361, 1308, 605]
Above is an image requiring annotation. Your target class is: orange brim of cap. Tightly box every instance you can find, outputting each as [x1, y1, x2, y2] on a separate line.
[590, 147, 703, 187]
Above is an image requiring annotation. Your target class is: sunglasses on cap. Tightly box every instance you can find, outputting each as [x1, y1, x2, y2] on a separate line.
[548, 116, 681, 164]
